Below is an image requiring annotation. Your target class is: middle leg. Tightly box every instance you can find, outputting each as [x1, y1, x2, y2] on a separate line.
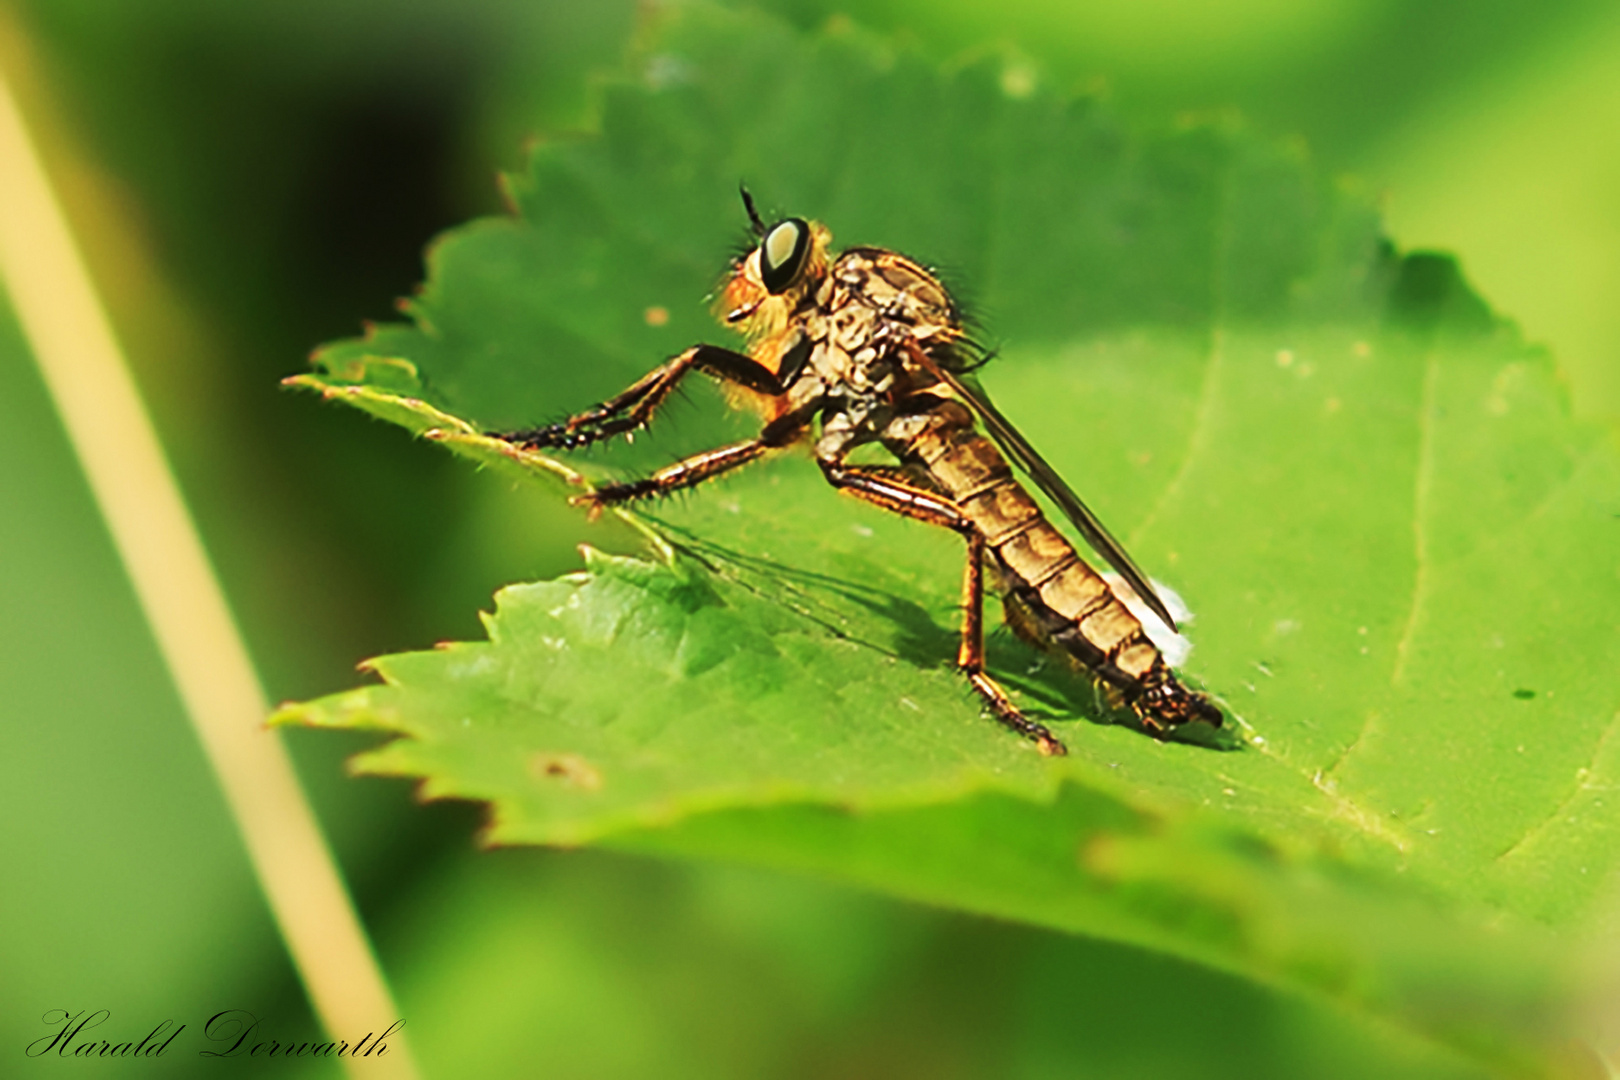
[577, 411, 808, 514]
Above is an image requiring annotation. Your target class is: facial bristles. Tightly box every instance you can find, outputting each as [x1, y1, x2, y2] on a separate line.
[716, 220, 833, 338]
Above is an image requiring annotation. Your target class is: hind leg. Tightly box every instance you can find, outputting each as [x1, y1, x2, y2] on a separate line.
[821, 462, 1066, 756]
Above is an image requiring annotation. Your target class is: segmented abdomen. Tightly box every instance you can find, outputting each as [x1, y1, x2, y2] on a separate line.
[901, 405, 1162, 693]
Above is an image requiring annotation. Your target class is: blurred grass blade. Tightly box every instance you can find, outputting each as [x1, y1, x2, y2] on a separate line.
[0, 50, 417, 1080]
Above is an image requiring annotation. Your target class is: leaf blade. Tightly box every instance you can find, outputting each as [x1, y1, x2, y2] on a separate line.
[278, 6, 1619, 1073]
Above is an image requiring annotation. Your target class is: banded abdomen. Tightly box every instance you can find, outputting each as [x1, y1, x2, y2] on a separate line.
[894, 400, 1218, 731]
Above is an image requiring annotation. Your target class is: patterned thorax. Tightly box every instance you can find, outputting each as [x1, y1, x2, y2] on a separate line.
[828, 248, 960, 345]
[766, 248, 962, 462]
[789, 249, 958, 401]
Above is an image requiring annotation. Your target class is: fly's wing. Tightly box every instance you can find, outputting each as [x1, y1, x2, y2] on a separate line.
[935, 366, 1180, 633]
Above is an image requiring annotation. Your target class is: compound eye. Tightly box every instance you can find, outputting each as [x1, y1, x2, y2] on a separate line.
[759, 218, 810, 294]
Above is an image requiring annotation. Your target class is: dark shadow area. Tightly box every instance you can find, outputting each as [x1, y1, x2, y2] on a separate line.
[1384, 250, 1496, 335]
[660, 522, 1237, 750]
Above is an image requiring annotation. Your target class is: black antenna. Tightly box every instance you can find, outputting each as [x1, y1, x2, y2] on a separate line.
[739, 183, 766, 236]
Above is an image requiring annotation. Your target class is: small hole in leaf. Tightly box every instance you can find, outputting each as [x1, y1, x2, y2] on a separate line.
[531, 752, 603, 790]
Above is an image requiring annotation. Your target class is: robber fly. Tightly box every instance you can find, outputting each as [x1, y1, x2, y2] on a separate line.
[495, 189, 1223, 755]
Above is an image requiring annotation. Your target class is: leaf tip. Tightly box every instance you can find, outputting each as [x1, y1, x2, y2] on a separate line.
[577, 543, 616, 574]
[265, 701, 305, 728]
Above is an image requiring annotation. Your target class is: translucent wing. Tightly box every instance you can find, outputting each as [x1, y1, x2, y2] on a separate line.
[930, 364, 1179, 632]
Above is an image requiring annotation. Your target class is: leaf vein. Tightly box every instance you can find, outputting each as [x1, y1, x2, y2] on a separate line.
[1321, 710, 1379, 781]
[1390, 349, 1440, 687]
[1494, 711, 1620, 864]
[1242, 733, 1412, 853]
[1127, 154, 1234, 547]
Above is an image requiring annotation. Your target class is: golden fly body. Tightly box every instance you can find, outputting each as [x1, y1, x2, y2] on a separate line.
[497, 189, 1223, 754]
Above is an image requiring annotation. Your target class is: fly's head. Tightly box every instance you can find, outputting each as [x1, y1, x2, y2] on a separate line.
[718, 191, 831, 344]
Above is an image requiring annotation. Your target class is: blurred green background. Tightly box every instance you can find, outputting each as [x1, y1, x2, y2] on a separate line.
[3, 0, 1615, 1076]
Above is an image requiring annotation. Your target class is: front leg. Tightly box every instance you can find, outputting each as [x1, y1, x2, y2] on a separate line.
[494, 344, 786, 451]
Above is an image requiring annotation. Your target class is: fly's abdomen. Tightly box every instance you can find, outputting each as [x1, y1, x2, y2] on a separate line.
[902, 406, 1219, 731]
[906, 415, 1158, 691]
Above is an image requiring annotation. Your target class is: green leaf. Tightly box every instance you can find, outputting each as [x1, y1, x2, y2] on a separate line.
[278, 6, 1618, 1073]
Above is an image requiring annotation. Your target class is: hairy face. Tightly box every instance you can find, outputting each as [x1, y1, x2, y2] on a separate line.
[717, 218, 832, 341]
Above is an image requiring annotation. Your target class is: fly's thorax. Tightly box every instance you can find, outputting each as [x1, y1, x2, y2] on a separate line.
[784, 359, 826, 414]
[722, 236, 962, 406]
[815, 288, 897, 394]
[827, 294, 881, 355]
[815, 395, 897, 461]
[808, 306, 905, 396]
[833, 248, 960, 338]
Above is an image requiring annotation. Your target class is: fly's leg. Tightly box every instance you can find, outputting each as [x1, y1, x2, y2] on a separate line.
[821, 462, 1068, 756]
[956, 530, 1068, 756]
[584, 442, 765, 509]
[503, 361, 680, 450]
[578, 412, 806, 514]
[494, 344, 786, 451]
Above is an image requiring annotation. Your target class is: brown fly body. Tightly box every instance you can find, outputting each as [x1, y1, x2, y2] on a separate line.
[496, 190, 1222, 755]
